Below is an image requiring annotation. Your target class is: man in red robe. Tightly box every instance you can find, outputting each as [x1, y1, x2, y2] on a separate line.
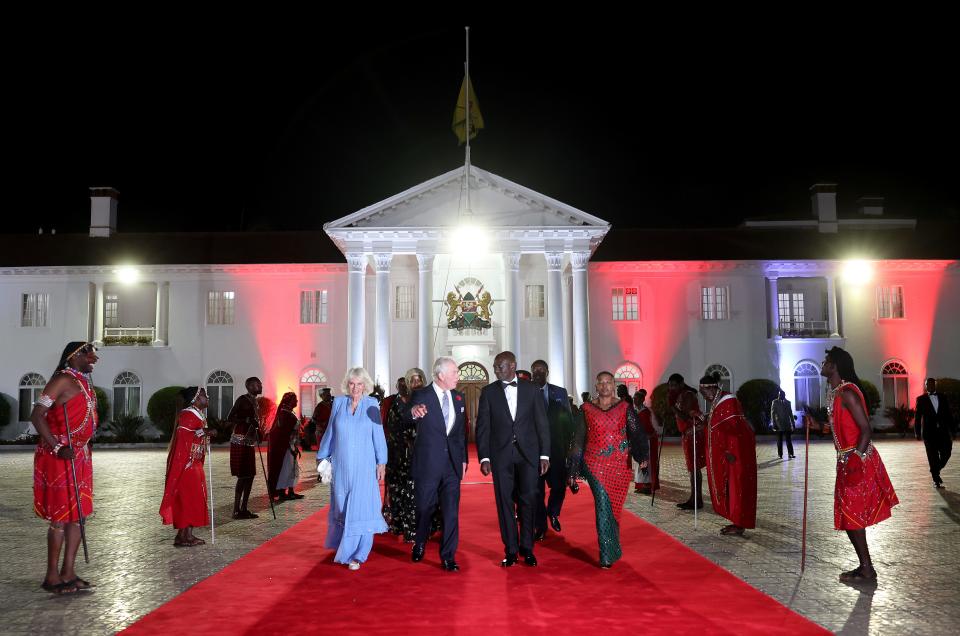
[267, 392, 303, 501]
[228, 377, 263, 519]
[669, 373, 705, 509]
[633, 389, 659, 494]
[30, 341, 100, 594]
[699, 373, 757, 536]
[160, 387, 214, 546]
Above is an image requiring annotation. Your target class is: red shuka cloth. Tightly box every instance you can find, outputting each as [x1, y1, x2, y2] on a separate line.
[160, 409, 209, 529]
[706, 394, 757, 529]
[267, 408, 299, 496]
[637, 407, 659, 490]
[34, 372, 98, 523]
[832, 383, 899, 530]
[673, 388, 706, 472]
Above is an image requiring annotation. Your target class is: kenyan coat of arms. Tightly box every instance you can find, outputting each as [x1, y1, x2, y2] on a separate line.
[445, 277, 493, 332]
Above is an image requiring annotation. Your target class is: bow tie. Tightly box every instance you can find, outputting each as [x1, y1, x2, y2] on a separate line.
[503, 381, 517, 387]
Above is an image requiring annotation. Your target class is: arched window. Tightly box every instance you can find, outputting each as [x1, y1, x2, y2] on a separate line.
[18, 373, 46, 422]
[206, 370, 234, 421]
[793, 361, 822, 410]
[299, 368, 328, 418]
[704, 364, 733, 393]
[113, 371, 141, 420]
[614, 362, 643, 395]
[458, 362, 489, 382]
[881, 360, 909, 409]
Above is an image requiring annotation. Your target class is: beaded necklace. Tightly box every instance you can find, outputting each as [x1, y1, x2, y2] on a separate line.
[61, 367, 95, 437]
[828, 381, 854, 452]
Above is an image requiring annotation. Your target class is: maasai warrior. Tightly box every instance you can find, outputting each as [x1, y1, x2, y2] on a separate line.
[669, 373, 705, 509]
[30, 341, 99, 594]
[821, 347, 899, 583]
[267, 392, 304, 501]
[310, 388, 333, 451]
[569, 371, 648, 568]
[227, 377, 264, 519]
[633, 389, 660, 495]
[160, 387, 214, 546]
[699, 373, 757, 536]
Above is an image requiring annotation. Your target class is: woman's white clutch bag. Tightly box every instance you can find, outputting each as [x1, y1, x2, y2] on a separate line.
[317, 458, 333, 484]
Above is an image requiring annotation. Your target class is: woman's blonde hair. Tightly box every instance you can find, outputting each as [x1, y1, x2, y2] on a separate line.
[341, 367, 374, 395]
[404, 367, 426, 389]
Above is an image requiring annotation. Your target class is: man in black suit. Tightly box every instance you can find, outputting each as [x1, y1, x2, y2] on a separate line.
[915, 378, 955, 488]
[530, 359, 573, 539]
[406, 357, 468, 571]
[476, 351, 550, 567]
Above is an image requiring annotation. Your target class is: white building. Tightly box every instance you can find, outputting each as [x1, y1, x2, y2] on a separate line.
[2, 172, 958, 438]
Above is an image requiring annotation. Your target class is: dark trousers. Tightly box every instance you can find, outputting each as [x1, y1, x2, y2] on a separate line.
[777, 431, 794, 458]
[492, 444, 539, 555]
[923, 433, 953, 482]
[535, 455, 567, 532]
[413, 461, 460, 561]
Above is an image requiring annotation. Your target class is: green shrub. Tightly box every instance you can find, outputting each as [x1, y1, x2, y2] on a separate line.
[650, 383, 678, 436]
[736, 379, 780, 433]
[207, 416, 233, 443]
[937, 378, 960, 430]
[94, 386, 109, 425]
[884, 405, 915, 438]
[860, 380, 881, 417]
[147, 386, 185, 439]
[100, 415, 146, 443]
[0, 393, 10, 428]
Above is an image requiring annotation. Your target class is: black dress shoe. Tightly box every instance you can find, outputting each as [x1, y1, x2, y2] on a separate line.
[411, 543, 425, 562]
[501, 553, 518, 567]
[287, 492, 305, 499]
[533, 528, 545, 541]
[441, 559, 460, 572]
[549, 515, 562, 532]
[522, 552, 538, 567]
[570, 481, 580, 494]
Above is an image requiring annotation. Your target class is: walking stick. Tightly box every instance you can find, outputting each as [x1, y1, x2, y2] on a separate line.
[801, 417, 810, 572]
[62, 405, 90, 564]
[206, 436, 216, 544]
[693, 420, 698, 529]
[254, 424, 277, 520]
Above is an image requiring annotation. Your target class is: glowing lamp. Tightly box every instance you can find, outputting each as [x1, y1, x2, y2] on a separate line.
[115, 266, 140, 285]
[841, 260, 873, 285]
[450, 224, 488, 254]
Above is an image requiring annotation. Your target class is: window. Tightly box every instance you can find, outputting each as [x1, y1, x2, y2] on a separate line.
[793, 361, 822, 410]
[877, 286, 904, 319]
[299, 368, 328, 418]
[206, 370, 234, 421]
[704, 364, 733, 393]
[300, 290, 328, 324]
[21, 293, 49, 327]
[778, 292, 805, 328]
[524, 285, 545, 319]
[701, 286, 729, 320]
[395, 285, 414, 320]
[18, 373, 46, 422]
[613, 363, 642, 395]
[208, 291, 235, 325]
[104, 294, 119, 327]
[612, 287, 638, 321]
[113, 371, 141, 419]
[881, 361, 909, 409]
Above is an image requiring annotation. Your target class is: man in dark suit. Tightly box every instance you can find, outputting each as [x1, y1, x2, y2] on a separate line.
[530, 359, 573, 539]
[915, 378, 955, 488]
[406, 357, 468, 571]
[476, 351, 550, 567]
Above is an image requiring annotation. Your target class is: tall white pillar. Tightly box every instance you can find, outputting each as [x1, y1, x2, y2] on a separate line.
[546, 252, 566, 384]
[153, 281, 168, 346]
[826, 274, 840, 337]
[505, 253, 522, 364]
[93, 282, 104, 346]
[346, 253, 367, 369]
[562, 270, 574, 393]
[767, 275, 780, 338]
[417, 254, 434, 372]
[373, 253, 392, 388]
[571, 252, 590, 400]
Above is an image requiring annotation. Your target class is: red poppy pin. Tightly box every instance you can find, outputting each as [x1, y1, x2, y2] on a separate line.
[455, 395, 463, 401]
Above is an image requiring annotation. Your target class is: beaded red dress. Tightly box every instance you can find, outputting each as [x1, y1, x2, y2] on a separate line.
[705, 393, 757, 529]
[33, 369, 98, 522]
[160, 408, 210, 529]
[832, 383, 899, 530]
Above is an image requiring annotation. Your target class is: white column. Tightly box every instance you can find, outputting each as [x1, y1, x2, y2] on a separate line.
[505, 253, 522, 364]
[546, 252, 566, 384]
[562, 270, 574, 393]
[153, 281, 168, 346]
[346, 253, 367, 369]
[767, 275, 780, 338]
[417, 254, 434, 372]
[571, 252, 590, 400]
[93, 282, 104, 346]
[373, 253, 392, 388]
[826, 274, 840, 337]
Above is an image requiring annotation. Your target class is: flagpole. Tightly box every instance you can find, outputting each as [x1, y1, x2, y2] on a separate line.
[463, 25, 472, 217]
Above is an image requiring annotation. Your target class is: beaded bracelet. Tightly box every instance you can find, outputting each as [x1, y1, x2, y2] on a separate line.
[52, 443, 65, 455]
[37, 394, 55, 408]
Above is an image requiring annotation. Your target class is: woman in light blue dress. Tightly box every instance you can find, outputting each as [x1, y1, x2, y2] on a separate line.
[316, 367, 388, 570]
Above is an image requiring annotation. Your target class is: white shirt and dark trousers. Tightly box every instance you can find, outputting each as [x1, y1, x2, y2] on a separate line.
[915, 391, 955, 487]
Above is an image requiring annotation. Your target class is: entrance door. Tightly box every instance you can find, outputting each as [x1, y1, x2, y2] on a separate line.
[456, 362, 489, 442]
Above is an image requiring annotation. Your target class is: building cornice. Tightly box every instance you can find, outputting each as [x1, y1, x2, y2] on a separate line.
[0, 263, 348, 277]
[590, 259, 957, 274]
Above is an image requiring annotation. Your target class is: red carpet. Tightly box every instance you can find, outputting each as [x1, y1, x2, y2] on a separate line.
[125, 481, 826, 635]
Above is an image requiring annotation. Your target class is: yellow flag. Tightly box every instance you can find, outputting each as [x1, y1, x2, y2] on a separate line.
[452, 75, 484, 145]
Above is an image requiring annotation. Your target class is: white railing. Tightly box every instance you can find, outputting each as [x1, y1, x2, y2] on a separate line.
[778, 320, 829, 338]
[102, 327, 156, 344]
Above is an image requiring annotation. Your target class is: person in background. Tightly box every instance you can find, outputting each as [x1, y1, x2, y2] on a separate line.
[633, 389, 659, 495]
[915, 378, 954, 488]
[268, 392, 303, 501]
[770, 389, 796, 460]
[227, 377, 264, 520]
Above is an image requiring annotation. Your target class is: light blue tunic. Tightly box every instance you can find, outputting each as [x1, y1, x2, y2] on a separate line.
[316, 395, 388, 563]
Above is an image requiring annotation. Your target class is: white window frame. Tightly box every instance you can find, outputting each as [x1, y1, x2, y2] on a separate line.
[300, 290, 329, 324]
[207, 291, 236, 325]
[880, 360, 909, 409]
[205, 369, 234, 421]
[793, 360, 822, 410]
[876, 285, 905, 320]
[394, 285, 415, 320]
[18, 372, 46, 422]
[701, 286, 730, 320]
[613, 362, 642, 394]
[21, 293, 50, 327]
[104, 294, 119, 328]
[704, 363, 734, 393]
[612, 287, 638, 321]
[299, 368, 328, 418]
[524, 284, 545, 319]
[112, 371, 142, 420]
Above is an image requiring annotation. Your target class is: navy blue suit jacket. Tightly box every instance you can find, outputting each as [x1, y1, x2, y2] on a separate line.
[407, 384, 468, 481]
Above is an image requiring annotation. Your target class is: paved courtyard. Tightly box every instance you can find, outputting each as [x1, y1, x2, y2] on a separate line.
[0, 437, 956, 635]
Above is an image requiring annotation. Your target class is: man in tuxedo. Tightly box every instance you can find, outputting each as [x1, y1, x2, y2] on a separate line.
[915, 378, 955, 488]
[476, 351, 550, 566]
[530, 359, 572, 539]
[406, 357, 468, 571]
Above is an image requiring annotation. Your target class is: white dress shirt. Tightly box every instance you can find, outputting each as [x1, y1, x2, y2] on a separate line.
[929, 393, 939, 413]
[480, 379, 548, 464]
[432, 382, 455, 435]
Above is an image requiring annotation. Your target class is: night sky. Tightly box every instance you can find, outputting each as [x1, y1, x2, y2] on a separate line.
[10, 23, 958, 234]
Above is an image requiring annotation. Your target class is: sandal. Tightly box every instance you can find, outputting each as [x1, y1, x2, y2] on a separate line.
[720, 525, 745, 536]
[65, 577, 95, 590]
[839, 566, 877, 583]
[40, 579, 77, 595]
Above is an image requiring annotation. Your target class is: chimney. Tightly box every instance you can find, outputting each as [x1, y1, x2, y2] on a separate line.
[89, 187, 119, 238]
[810, 183, 838, 233]
[856, 196, 884, 216]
